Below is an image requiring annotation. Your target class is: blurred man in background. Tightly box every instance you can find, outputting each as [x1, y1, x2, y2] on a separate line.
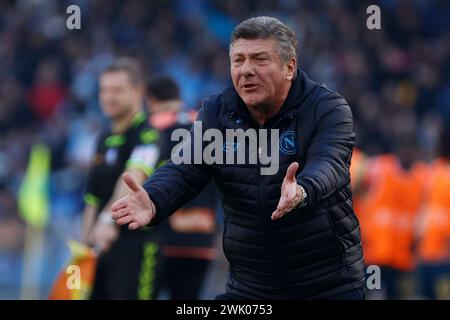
[416, 128, 450, 299]
[81, 58, 164, 299]
[146, 76, 217, 299]
[359, 136, 428, 299]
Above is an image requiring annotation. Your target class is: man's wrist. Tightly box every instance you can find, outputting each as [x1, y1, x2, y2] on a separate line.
[297, 184, 307, 208]
[149, 198, 156, 219]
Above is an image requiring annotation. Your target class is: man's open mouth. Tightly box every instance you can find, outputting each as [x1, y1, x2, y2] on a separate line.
[243, 84, 259, 90]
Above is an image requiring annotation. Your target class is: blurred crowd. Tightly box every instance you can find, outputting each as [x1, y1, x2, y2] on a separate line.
[0, 0, 449, 299]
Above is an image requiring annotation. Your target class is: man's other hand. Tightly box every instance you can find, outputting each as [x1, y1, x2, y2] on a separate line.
[91, 219, 119, 254]
[271, 162, 303, 220]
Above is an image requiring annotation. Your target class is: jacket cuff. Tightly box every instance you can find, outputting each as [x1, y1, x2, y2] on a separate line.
[296, 177, 316, 208]
[143, 185, 169, 226]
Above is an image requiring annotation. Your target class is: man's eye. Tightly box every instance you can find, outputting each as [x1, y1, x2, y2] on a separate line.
[257, 57, 268, 62]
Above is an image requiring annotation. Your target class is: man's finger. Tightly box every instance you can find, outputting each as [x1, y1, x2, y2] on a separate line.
[111, 207, 129, 220]
[272, 202, 296, 220]
[123, 172, 141, 192]
[271, 209, 284, 220]
[277, 198, 288, 212]
[129, 222, 139, 230]
[271, 201, 286, 220]
[116, 215, 133, 226]
[272, 194, 300, 220]
[284, 162, 299, 182]
[111, 196, 128, 211]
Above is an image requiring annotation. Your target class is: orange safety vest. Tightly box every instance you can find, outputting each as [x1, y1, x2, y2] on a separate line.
[418, 159, 450, 263]
[360, 154, 427, 271]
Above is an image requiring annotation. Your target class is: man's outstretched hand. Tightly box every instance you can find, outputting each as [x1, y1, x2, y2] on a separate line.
[111, 172, 156, 230]
[271, 162, 303, 221]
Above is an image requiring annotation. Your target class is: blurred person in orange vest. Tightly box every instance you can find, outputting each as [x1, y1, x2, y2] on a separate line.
[350, 148, 369, 218]
[416, 128, 450, 299]
[146, 76, 218, 299]
[360, 137, 427, 299]
[349, 148, 371, 278]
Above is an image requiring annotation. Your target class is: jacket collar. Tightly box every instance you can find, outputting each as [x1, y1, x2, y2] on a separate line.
[222, 69, 318, 118]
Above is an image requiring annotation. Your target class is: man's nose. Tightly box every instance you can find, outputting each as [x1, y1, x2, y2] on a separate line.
[240, 59, 255, 77]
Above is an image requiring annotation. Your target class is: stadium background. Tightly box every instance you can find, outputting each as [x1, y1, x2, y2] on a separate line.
[0, 0, 449, 299]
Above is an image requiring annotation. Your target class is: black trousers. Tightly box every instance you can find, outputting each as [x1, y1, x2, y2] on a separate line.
[90, 231, 164, 300]
[162, 257, 211, 299]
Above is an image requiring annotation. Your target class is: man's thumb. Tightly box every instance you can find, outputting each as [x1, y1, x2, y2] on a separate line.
[285, 162, 299, 181]
[123, 172, 141, 192]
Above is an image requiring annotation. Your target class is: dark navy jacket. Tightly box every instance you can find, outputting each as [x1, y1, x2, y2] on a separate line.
[144, 70, 365, 299]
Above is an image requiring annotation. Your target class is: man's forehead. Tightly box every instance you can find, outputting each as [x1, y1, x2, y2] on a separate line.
[101, 71, 131, 84]
[230, 38, 278, 56]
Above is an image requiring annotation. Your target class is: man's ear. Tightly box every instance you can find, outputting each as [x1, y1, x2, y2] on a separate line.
[285, 58, 296, 81]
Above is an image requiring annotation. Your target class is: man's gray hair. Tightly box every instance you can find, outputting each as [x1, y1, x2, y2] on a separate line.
[230, 16, 298, 78]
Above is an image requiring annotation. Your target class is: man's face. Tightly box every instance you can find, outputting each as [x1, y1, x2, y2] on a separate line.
[99, 71, 141, 119]
[230, 38, 295, 110]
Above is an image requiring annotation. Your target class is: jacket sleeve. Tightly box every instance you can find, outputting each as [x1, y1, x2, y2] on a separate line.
[296, 94, 355, 208]
[143, 106, 213, 225]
